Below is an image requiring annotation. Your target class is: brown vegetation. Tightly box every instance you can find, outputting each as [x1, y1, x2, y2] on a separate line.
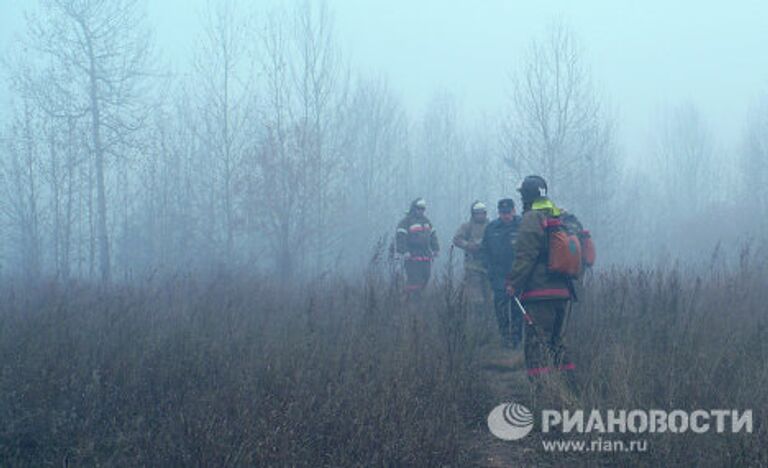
[1, 246, 766, 466]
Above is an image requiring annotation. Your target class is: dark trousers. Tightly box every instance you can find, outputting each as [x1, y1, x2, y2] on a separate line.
[523, 299, 573, 378]
[404, 259, 431, 297]
[491, 287, 523, 347]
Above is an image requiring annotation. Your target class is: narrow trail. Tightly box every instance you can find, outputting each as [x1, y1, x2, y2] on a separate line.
[468, 345, 544, 467]
[466, 343, 587, 467]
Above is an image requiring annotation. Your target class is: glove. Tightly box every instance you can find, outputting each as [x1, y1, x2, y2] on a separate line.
[505, 281, 516, 297]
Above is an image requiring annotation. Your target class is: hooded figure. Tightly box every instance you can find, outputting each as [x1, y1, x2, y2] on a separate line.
[453, 201, 491, 310]
[395, 198, 440, 297]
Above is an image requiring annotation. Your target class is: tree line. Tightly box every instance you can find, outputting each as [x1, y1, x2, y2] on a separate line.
[1, 0, 765, 282]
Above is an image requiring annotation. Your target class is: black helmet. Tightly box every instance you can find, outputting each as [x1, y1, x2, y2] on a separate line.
[518, 175, 548, 203]
[497, 198, 515, 213]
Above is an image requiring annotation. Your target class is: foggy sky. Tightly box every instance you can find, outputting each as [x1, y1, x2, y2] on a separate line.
[1, 0, 767, 165]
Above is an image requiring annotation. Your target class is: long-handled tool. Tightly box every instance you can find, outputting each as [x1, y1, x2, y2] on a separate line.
[507, 296, 534, 349]
[513, 296, 535, 326]
[512, 296, 551, 348]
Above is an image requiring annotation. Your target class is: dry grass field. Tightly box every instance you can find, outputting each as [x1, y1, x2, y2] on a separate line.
[1, 246, 766, 466]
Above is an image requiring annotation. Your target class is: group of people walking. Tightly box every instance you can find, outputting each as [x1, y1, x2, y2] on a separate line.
[393, 175, 595, 379]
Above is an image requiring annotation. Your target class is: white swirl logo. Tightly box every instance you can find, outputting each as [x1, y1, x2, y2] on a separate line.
[487, 402, 534, 440]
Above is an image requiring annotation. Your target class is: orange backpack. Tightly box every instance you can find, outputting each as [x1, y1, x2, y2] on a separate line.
[543, 213, 596, 278]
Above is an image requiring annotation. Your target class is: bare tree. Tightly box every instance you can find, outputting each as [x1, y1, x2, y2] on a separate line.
[0, 100, 43, 279]
[654, 103, 715, 214]
[42, 115, 63, 277]
[22, 0, 153, 282]
[343, 76, 410, 262]
[503, 22, 617, 227]
[192, 0, 256, 264]
[291, 0, 349, 273]
[251, 1, 348, 279]
[417, 93, 469, 232]
[252, 7, 301, 280]
[140, 85, 216, 273]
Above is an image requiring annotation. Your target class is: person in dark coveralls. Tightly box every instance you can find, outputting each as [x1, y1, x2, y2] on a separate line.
[395, 198, 440, 299]
[481, 198, 522, 348]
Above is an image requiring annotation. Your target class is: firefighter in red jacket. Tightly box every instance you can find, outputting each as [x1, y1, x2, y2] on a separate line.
[395, 198, 440, 297]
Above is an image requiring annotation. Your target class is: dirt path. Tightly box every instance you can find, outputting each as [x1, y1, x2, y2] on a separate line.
[466, 342, 592, 467]
[466, 345, 536, 466]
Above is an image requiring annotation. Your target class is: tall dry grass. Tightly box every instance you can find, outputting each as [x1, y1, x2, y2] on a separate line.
[562, 243, 768, 466]
[0, 257, 489, 466]
[0, 245, 766, 466]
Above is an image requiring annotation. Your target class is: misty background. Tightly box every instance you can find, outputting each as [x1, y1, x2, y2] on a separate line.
[1, 0, 767, 282]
